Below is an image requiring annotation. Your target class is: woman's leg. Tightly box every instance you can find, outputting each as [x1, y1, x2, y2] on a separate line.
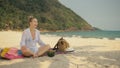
[36, 44, 50, 57]
[21, 46, 34, 57]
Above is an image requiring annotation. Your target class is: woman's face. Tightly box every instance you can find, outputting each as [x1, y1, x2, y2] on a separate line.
[30, 18, 38, 28]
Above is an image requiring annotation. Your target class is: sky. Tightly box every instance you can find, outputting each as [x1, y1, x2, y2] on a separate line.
[59, 0, 120, 31]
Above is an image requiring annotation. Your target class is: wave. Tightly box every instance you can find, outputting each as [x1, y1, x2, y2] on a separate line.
[41, 31, 120, 39]
[115, 38, 120, 40]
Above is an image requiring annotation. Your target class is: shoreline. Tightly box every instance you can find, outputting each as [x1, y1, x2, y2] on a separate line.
[41, 33, 120, 40]
[0, 30, 120, 40]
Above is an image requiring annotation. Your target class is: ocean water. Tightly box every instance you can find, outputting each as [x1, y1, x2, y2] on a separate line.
[41, 30, 120, 39]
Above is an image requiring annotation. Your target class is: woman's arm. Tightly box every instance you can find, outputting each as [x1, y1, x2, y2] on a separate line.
[20, 31, 35, 57]
[20, 31, 26, 47]
[38, 31, 46, 46]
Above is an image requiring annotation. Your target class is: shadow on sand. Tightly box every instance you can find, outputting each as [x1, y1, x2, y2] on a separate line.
[0, 45, 120, 68]
[73, 45, 120, 67]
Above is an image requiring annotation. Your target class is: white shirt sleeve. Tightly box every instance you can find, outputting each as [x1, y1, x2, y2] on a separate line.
[20, 31, 26, 47]
[38, 31, 46, 46]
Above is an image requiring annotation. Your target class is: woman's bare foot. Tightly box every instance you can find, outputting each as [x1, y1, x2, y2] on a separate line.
[32, 54, 38, 58]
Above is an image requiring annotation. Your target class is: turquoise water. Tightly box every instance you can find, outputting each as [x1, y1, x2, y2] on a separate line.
[41, 30, 120, 39]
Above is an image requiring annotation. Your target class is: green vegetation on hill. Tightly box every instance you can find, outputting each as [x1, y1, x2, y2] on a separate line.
[0, 0, 93, 31]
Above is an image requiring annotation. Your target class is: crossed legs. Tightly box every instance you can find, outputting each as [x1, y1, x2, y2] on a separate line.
[21, 44, 50, 57]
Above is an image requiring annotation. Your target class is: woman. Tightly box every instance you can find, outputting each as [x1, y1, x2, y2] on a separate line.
[20, 16, 50, 58]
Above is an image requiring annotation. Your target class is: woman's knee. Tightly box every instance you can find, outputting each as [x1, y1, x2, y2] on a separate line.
[21, 46, 28, 53]
[21, 49, 28, 54]
[22, 50, 32, 57]
[45, 44, 51, 49]
[21, 47, 32, 57]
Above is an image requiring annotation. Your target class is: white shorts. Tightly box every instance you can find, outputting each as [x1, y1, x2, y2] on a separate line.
[29, 47, 38, 54]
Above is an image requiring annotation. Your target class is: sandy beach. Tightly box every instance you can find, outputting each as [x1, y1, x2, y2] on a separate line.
[0, 31, 120, 68]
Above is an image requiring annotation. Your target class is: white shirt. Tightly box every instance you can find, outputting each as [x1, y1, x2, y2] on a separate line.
[20, 28, 46, 53]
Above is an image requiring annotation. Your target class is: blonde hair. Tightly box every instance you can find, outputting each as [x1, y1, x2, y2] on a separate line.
[28, 16, 36, 23]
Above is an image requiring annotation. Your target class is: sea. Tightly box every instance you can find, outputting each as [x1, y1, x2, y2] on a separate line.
[41, 30, 120, 39]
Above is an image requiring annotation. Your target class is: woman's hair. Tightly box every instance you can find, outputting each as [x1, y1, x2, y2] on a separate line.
[28, 16, 35, 23]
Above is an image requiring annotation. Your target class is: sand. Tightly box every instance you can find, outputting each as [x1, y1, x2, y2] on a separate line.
[0, 31, 120, 68]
